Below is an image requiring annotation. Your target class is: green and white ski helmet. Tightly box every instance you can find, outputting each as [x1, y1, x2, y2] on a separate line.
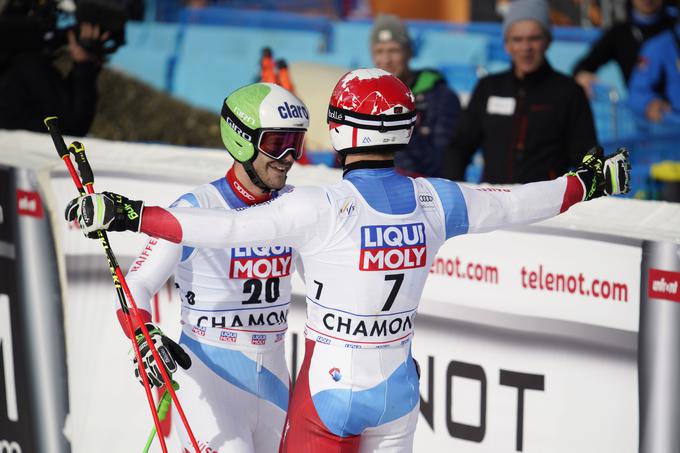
[220, 83, 309, 163]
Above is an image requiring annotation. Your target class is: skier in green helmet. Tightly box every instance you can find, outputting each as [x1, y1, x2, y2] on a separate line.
[221, 82, 309, 197]
[115, 83, 309, 452]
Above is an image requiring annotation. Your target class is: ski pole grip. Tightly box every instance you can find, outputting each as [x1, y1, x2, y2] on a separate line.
[43, 116, 69, 159]
[68, 141, 94, 186]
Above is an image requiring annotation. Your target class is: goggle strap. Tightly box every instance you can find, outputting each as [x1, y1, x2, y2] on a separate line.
[327, 105, 417, 132]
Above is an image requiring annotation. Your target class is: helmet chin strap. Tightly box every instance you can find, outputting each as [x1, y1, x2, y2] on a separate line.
[243, 157, 276, 193]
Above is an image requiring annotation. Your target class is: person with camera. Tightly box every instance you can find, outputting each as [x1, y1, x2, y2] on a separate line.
[0, 5, 114, 136]
[0, 21, 105, 136]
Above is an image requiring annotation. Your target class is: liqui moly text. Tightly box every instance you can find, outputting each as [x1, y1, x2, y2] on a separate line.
[360, 223, 426, 271]
[230, 246, 292, 279]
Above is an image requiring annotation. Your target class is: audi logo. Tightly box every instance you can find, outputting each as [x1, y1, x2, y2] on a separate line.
[419, 195, 433, 202]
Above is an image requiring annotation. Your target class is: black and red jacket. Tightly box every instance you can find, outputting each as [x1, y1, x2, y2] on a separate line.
[445, 62, 597, 184]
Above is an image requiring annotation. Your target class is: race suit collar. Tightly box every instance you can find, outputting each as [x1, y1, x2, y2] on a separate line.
[226, 166, 272, 205]
[343, 159, 395, 177]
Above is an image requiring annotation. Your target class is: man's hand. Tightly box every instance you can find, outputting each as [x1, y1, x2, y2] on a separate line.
[568, 146, 631, 201]
[68, 22, 110, 64]
[65, 192, 143, 237]
[645, 98, 672, 123]
[133, 324, 191, 388]
[574, 70, 598, 99]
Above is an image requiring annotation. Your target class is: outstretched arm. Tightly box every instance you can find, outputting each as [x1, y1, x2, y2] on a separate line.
[458, 175, 582, 234]
[66, 186, 333, 253]
[428, 147, 631, 239]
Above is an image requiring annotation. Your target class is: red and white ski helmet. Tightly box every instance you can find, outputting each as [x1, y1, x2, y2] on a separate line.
[327, 68, 416, 155]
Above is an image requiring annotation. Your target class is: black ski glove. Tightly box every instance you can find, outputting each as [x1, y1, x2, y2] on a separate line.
[567, 146, 631, 201]
[65, 191, 144, 237]
[132, 324, 191, 388]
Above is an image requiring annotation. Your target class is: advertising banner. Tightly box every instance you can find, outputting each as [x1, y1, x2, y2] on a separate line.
[424, 231, 642, 332]
[0, 167, 34, 453]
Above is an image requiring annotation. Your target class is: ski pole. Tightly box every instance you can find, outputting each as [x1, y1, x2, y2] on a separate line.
[143, 381, 179, 453]
[45, 120, 169, 453]
[44, 117, 201, 453]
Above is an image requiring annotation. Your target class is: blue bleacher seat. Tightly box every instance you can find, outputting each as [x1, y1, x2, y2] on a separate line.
[330, 21, 373, 68]
[108, 21, 181, 90]
[109, 48, 173, 90]
[546, 40, 589, 75]
[172, 53, 259, 112]
[413, 31, 488, 67]
[177, 24, 324, 64]
[439, 63, 485, 96]
[123, 21, 181, 52]
[589, 79, 636, 142]
[593, 61, 627, 99]
[179, 5, 332, 35]
[484, 59, 511, 74]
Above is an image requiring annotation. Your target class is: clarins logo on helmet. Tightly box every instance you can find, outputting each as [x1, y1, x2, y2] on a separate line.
[227, 117, 252, 141]
[328, 110, 344, 121]
[278, 102, 309, 120]
[233, 106, 256, 126]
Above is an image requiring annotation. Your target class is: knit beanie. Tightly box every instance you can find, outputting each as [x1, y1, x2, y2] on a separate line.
[370, 13, 412, 53]
[502, 0, 551, 38]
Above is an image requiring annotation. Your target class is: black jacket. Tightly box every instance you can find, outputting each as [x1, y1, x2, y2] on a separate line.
[0, 51, 100, 136]
[573, 11, 676, 83]
[395, 69, 461, 178]
[445, 63, 597, 184]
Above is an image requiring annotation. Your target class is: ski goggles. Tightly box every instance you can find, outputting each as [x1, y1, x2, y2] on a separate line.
[257, 129, 306, 160]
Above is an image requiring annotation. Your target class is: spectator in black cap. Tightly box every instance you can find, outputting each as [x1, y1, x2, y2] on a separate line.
[370, 13, 461, 178]
[444, 0, 597, 184]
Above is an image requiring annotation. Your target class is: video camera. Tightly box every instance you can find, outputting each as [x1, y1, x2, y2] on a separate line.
[0, 0, 139, 61]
